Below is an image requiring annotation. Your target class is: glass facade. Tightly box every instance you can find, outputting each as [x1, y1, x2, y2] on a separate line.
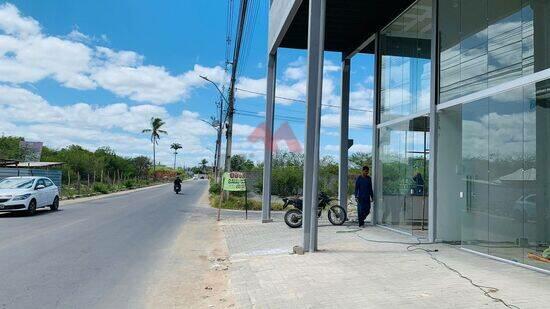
[377, 0, 432, 235]
[436, 0, 550, 271]
[371, 0, 550, 271]
[377, 117, 429, 235]
[379, 0, 432, 122]
[439, 0, 550, 103]
[437, 80, 550, 271]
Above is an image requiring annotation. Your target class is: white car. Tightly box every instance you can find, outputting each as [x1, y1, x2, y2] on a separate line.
[0, 176, 60, 215]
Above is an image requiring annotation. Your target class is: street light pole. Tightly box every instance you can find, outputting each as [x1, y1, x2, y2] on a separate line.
[200, 75, 227, 183]
[201, 0, 248, 175]
[200, 114, 224, 183]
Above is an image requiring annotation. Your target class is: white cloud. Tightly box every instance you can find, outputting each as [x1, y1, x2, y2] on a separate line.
[321, 111, 372, 129]
[93, 65, 187, 103]
[0, 3, 40, 38]
[65, 29, 91, 44]
[0, 4, 228, 104]
[0, 34, 95, 88]
[324, 144, 340, 152]
[233, 123, 256, 137]
[350, 144, 372, 153]
[284, 66, 305, 80]
[325, 143, 371, 154]
[0, 85, 217, 165]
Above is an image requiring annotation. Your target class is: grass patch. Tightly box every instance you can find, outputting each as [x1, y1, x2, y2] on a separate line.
[210, 194, 285, 211]
[60, 179, 163, 199]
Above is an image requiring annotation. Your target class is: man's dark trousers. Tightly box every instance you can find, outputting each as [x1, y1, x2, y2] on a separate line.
[357, 198, 371, 226]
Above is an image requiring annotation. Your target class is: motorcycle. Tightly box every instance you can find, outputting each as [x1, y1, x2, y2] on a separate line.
[282, 192, 346, 228]
[174, 183, 181, 194]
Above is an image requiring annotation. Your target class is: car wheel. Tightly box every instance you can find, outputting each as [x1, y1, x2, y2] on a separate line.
[50, 196, 59, 211]
[27, 199, 37, 216]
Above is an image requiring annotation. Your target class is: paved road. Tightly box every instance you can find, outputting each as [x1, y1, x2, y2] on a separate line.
[0, 180, 211, 309]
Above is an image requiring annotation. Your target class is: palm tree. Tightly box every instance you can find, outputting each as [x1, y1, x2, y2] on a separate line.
[199, 158, 208, 173]
[142, 117, 167, 177]
[170, 143, 183, 169]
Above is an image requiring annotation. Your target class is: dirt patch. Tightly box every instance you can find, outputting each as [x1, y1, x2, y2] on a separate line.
[144, 214, 235, 308]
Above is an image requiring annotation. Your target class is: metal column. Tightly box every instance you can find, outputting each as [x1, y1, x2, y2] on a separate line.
[262, 53, 277, 223]
[428, 0, 439, 242]
[303, 0, 326, 252]
[371, 32, 381, 225]
[338, 56, 351, 213]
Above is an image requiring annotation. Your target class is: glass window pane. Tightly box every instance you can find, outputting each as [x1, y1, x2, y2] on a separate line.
[524, 79, 550, 271]
[461, 98, 490, 254]
[437, 79, 550, 271]
[380, 0, 431, 122]
[488, 88, 524, 263]
[440, 0, 550, 103]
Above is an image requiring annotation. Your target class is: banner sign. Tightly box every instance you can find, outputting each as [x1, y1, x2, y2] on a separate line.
[19, 141, 43, 161]
[222, 172, 246, 192]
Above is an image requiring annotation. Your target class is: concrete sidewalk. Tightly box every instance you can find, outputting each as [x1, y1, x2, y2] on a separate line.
[218, 215, 550, 308]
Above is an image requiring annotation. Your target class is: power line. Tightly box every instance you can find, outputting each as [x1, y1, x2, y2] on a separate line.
[234, 109, 371, 130]
[235, 87, 373, 112]
[224, 0, 249, 174]
[236, 87, 305, 102]
[237, 0, 262, 77]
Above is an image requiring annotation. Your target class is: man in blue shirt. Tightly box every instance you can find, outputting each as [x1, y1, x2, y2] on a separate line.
[354, 166, 374, 227]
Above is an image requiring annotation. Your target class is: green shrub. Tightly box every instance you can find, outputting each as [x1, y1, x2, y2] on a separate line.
[93, 182, 111, 194]
[209, 194, 284, 211]
[209, 181, 221, 194]
[123, 179, 136, 189]
[272, 166, 303, 196]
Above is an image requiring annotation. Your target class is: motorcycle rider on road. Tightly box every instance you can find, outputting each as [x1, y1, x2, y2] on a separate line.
[174, 175, 182, 193]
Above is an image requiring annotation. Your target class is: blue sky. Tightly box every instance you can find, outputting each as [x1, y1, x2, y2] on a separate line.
[0, 1, 374, 167]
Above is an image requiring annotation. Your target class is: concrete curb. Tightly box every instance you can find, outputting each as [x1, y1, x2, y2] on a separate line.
[61, 182, 172, 206]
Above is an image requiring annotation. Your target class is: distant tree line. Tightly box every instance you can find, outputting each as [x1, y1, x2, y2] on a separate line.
[42, 145, 152, 185]
[1, 136, 152, 185]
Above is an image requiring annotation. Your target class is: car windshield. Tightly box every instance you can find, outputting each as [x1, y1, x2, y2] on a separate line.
[0, 178, 35, 189]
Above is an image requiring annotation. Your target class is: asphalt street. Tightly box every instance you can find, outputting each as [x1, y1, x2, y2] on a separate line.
[0, 179, 212, 309]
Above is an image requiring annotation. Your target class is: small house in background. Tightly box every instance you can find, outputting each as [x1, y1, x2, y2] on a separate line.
[0, 159, 64, 188]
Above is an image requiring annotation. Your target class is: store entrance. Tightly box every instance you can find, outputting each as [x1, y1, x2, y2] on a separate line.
[377, 115, 429, 236]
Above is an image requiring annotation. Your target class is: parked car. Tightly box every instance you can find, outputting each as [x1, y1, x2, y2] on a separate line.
[0, 176, 60, 215]
[193, 174, 207, 180]
[512, 194, 550, 221]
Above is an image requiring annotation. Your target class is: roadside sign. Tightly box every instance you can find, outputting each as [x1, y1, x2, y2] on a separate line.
[222, 172, 246, 192]
[218, 172, 249, 221]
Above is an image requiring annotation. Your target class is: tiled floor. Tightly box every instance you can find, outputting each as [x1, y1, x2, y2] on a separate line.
[220, 214, 550, 308]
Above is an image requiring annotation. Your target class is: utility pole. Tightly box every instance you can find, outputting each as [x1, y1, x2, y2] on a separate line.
[199, 76, 228, 183]
[201, 110, 224, 183]
[215, 98, 223, 182]
[224, 0, 248, 173]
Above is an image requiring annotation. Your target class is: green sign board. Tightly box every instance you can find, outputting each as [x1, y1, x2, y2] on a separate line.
[222, 172, 246, 192]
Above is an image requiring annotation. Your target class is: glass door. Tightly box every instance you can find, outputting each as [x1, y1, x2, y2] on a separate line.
[461, 99, 489, 254]
[378, 116, 430, 235]
[408, 117, 429, 236]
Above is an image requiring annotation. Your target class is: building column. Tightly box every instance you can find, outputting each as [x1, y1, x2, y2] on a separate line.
[339, 56, 351, 214]
[428, 0, 440, 243]
[303, 0, 326, 252]
[533, 0, 550, 244]
[371, 32, 381, 225]
[262, 52, 277, 223]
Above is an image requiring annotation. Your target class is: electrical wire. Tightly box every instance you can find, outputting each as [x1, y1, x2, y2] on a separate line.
[237, 0, 258, 77]
[416, 246, 520, 309]
[235, 87, 373, 113]
[342, 228, 520, 309]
